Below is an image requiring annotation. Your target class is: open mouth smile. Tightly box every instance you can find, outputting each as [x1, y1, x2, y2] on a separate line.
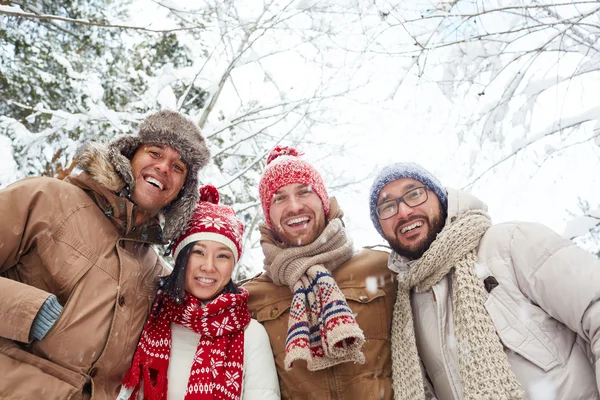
[399, 221, 424, 234]
[143, 175, 165, 190]
[286, 216, 310, 227]
[194, 277, 216, 285]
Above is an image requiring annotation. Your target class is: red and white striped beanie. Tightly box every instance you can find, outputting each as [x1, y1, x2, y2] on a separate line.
[172, 185, 244, 263]
[259, 146, 330, 228]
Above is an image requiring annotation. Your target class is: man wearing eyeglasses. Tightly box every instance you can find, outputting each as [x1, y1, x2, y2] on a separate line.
[369, 162, 600, 400]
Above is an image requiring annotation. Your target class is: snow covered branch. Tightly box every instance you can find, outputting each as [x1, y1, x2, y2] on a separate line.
[0, 5, 199, 32]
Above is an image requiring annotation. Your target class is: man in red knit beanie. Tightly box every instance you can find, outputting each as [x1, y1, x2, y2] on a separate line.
[243, 146, 397, 400]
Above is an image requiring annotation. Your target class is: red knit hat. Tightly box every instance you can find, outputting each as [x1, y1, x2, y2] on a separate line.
[172, 185, 244, 263]
[259, 146, 330, 228]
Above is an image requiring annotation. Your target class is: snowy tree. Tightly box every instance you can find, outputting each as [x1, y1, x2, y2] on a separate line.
[0, 0, 371, 280]
[3, 0, 599, 272]
[160, 0, 370, 279]
[1, 0, 199, 179]
[366, 0, 600, 242]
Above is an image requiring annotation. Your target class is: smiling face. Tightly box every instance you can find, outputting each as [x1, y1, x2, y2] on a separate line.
[185, 240, 235, 301]
[377, 178, 445, 260]
[269, 183, 326, 247]
[129, 144, 188, 224]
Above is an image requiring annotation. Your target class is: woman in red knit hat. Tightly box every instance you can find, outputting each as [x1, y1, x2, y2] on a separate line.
[118, 185, 279, 400]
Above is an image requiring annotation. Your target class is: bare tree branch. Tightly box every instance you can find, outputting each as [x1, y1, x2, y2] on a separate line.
[464, 122, 598, 189]
[0, 7, 200, 32]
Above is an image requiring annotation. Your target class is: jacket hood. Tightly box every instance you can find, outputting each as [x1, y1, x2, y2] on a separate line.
[75, 141, 196, 243]
[445, 187, 488, 223]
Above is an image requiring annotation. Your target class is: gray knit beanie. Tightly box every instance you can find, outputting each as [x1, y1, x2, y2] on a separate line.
[107, 110, 211, 242]
[369, 162, 448, 237]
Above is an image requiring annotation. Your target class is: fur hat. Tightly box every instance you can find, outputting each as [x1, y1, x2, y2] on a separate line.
[107, 110, 210, 242]
[259, 146, 329, 228]
[369, 162, 448, 237]
[172, 185, 244, 263]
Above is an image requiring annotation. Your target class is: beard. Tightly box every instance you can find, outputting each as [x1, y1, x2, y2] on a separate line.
[386, 209, 445, 260]
[273, 213, 326, 247]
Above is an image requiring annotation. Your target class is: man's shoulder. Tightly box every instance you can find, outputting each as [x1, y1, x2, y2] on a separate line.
[240, 271, 271, 286]
[8, 175, 69, 188]
[241, 271, 291, 313]
[241, 271, 280, 295]
[342, 246, 391, 270]
[483, 221, 559, 244]
[479, 220, 569, 267]
[5, 176, 86, 200]
[332, 246, 392, 283]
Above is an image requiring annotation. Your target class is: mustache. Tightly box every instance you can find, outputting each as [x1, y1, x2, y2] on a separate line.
[144, 168, 168, 180]
[281, 210, 311, 222]
[394, 214, 429, 234]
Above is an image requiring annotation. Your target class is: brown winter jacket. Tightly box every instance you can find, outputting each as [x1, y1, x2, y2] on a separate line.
[0, 146, 170, 400]
[244, 247, 396, 400]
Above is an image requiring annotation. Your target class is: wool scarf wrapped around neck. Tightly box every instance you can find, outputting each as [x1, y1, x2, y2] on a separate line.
[120, 289, 251, 400]
[260, 199, 365, 371]
[390, 210, 525, 400]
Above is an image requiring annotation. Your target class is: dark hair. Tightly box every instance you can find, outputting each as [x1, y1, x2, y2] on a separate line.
[154, 241, 239, 315]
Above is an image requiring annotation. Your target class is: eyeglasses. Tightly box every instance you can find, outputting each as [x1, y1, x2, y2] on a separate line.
[376, 186, 428, 220]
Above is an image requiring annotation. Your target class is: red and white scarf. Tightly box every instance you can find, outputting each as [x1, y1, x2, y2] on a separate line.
[121, 288, 251, 400]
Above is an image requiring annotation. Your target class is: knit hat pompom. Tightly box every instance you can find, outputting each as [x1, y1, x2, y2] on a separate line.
[259, 146, 329, 228]
[172, 185, 244, 263]
[200, 184, 220, 204]
[369, 162, 448, 237]
[266, 146, 301, 165]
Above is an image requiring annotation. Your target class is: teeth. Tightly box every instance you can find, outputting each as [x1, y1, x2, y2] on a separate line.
[195, 277, 215, 283]
[145, 177, 164, 190]
[401, 221, 423, 234]
[287, 217, 309, 226]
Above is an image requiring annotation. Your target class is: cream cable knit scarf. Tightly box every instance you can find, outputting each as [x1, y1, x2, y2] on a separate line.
[261, 207, 365, 370]
[390, 210, 524, 400]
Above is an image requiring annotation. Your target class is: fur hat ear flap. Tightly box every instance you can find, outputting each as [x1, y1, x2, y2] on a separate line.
[106, 139, 138, 191]
[75, 143, 124, 192]
[162, 182, 200, 244]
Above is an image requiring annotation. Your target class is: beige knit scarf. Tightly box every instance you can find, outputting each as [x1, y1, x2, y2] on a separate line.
[261, 199, 365, 370]
[390, 210, 524, 400]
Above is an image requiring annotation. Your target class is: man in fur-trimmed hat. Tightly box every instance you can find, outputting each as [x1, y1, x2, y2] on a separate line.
[369, 162, 600, 400]
[0, 110, 210, 400]
[243, 146, 397, 400]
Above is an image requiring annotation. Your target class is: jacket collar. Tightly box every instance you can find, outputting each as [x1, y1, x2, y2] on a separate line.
[388, 251, 414, 278]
